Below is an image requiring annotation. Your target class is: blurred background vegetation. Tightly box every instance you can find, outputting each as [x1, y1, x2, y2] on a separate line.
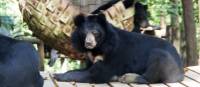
[0, 0, 199, 72]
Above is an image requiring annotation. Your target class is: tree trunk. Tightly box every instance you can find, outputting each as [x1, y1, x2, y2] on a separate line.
[181, 0, 199, 66]
[19, 0, 134, 60]
[170, 0, 181, 54]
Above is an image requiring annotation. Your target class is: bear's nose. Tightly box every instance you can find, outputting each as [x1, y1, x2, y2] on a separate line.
[85, 37, 93, 43]
[85, 42, 92, 46]
[85, 33, 95, 44]
[84, 33, 97, 49]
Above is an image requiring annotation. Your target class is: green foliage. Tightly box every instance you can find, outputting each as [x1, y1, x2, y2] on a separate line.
[193, 0, 199, 23]
[0, 0, 32, 38]
[138, 0, 200, 57]
[67, 59, 81, 70]
[192, 0, 200, 53]
[44, 58, 81, 73]
[139, 0, 170, 25]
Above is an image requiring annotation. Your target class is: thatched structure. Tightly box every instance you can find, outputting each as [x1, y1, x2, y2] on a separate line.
[19, 0, 134, 60]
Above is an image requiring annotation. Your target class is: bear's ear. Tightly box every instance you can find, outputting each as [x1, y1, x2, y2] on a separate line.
[96, 13, 107, 25]
[74, 14, 85, 26]
[135, 2, 141, 9]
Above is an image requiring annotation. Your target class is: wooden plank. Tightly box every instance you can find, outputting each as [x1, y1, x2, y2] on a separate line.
[44, 80, 56, 87]
[42, 72, 56, 87]
[130, 83, 149, 87]
[149, 84, 168, 87]
[180, 77, 200, 87]
[166, 83, 186, 87]
[41, 66, 200, 87]
[40, 71, 49, 79]
[49, 73, 59, 87]
[41, 72, 58, 87]
[75, 83, 92, 87]
[92, 83, 110, 87]
[57, 82, 74, 87]
[185, 70, 200, 83]
[109, 82, 130, 87]
[187, 66, 200, 74]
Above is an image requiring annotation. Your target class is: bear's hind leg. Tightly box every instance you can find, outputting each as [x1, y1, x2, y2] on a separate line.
[143, 49, 184, 83]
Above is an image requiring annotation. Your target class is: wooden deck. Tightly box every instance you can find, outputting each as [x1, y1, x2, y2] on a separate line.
[41, 66, 200, 87]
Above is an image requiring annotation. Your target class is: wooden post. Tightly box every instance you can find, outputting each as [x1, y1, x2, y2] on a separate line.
[180, 27, 187, 67]
[38, 41, 45, 71]
[157, 12, 166, 38]
[182, 0, 199, 66]
[170, 0, 181, 54]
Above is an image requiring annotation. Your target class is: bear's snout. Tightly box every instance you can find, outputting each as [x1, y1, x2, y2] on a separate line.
[85, 33, 97, 49]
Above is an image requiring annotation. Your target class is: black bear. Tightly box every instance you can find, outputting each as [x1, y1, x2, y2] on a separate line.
[132, 2, 149, 33]
[0, 34, 43, 87]
[47, 0, 150, 67]
[54, 14, 184, 83]
[86, 1, 150, 66]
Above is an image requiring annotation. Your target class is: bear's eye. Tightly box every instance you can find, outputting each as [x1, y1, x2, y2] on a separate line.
[92, 31, 99, 37]
[92, 30, 98, 34]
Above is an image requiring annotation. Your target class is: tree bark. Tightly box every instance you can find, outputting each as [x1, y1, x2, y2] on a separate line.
[181, 0, 199, 66]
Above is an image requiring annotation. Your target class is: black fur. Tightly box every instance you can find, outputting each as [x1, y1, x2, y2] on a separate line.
[86, 1, 150, 65]
[133, 2, 149, 33]
[0, 35, 43, 87]
[54, 14, 184, 83]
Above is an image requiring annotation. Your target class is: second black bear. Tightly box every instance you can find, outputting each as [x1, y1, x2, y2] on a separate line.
[92, 0, 149, 33]
[0, 34, 43, 87]
[133, 2, 149, 33]
[54, 14, 184, 83]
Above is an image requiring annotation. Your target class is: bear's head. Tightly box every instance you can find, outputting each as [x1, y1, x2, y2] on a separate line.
[72, 13, 119, 53]
[72, 13, 110, 52]
[134, 2, 149, 28]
